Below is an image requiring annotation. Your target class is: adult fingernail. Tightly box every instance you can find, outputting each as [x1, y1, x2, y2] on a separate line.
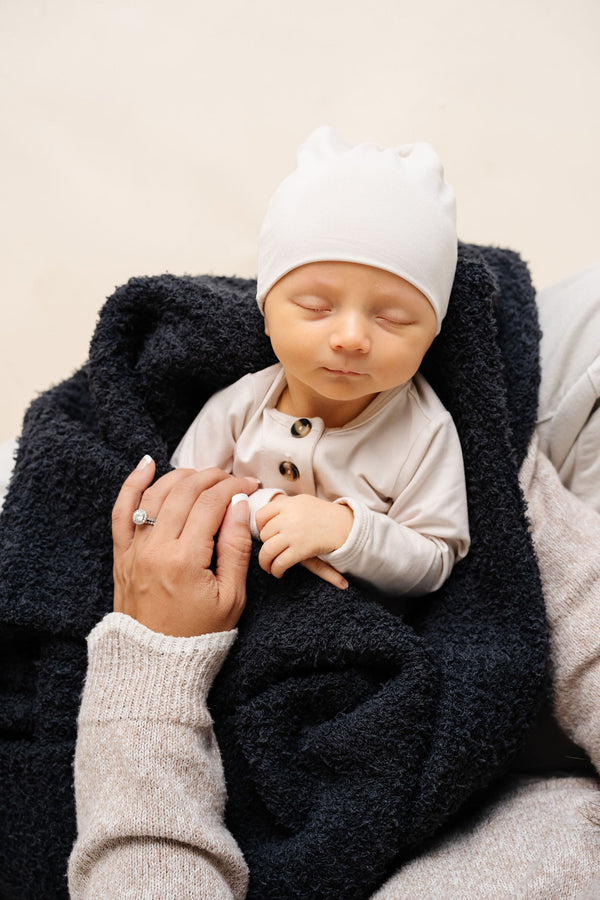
[136, 454, 153, 470]
[231, 493, 250, 523]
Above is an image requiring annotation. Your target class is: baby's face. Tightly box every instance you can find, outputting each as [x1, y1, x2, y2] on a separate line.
[263, 260, 437, 420]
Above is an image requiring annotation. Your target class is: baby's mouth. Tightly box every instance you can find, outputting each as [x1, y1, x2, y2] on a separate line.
[323, 367, 364, 376]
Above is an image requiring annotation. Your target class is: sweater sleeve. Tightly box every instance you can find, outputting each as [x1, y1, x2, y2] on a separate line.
[520, 437, 600, 772]
[68, 613, 248, 900]
[320, 413, 470, 595]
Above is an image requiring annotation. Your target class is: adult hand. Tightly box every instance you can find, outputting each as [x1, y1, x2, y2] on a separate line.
[112, 455, 260, 637]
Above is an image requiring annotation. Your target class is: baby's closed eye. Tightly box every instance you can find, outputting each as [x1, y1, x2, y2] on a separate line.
[292, 295, 331, 313]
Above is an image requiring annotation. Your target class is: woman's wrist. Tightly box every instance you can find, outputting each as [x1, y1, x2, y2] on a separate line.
[83, 612, 236, 727]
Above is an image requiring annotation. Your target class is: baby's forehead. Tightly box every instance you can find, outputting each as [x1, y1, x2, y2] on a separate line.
[283, 261, 352, 290]
[279, 260, 423, 302]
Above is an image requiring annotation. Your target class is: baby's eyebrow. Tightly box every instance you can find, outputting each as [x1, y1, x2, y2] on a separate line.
[370, 296, 415, 315]
[290, 274, 342, 293]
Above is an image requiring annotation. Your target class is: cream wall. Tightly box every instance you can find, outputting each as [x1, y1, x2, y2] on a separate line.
[1, 0, 599, 442]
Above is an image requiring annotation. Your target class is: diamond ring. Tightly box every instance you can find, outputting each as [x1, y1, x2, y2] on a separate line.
[132, 508, 156, 526]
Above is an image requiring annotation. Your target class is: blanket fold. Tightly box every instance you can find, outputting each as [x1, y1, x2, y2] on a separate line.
[0, 244, 548, 900]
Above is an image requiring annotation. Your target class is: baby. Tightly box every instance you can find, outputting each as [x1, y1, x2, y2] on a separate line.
[171, 126, 470, 595]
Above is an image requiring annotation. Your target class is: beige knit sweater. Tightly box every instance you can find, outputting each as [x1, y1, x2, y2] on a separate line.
[68, 441, 600, 899]
[69, 621, 249, 899]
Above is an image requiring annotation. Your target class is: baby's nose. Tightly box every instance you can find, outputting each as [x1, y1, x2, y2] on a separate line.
[330, 314, 370, 352]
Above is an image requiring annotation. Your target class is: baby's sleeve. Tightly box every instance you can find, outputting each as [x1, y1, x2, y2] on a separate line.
[320, 412, 470, 595]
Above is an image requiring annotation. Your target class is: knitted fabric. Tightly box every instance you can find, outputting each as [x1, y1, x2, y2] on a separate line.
[0, 244, 548, 899]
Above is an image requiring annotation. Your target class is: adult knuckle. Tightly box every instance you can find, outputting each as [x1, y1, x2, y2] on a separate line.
[165, 476, 197, 504]
[191, 467, 229, 488]
[207, 466, 229, 478]
[191, 466, 227, 489]
[238, 530, 253, 555]
[167, 544, 192, 576]
[135, 544, 156, 571]
[143, 472, 176, 501]
[140, 483, 159, 505]
[148, 468, 191, 500]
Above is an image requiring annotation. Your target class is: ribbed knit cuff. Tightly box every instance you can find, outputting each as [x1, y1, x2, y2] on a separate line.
[81, 612, 236, 728]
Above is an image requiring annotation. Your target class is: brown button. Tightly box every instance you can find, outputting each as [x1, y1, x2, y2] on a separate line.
[279, 460, 300, 480]
[291, 418, 312, 438]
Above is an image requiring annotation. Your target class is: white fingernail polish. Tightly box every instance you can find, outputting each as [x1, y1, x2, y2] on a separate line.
[231, 493, 250, 524]
[136, 454, 153, 470]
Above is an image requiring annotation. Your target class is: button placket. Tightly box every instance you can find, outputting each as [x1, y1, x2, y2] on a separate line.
[268, 412, 322, 493]
[278, 418, 312, 481]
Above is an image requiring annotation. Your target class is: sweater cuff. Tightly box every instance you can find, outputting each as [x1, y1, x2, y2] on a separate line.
[81, 612, 236, 728]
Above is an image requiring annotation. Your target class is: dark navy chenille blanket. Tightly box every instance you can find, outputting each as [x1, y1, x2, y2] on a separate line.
[0, 243, 548, 899]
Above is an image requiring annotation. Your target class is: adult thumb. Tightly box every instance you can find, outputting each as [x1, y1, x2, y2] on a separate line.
[214, 494, 253, 624]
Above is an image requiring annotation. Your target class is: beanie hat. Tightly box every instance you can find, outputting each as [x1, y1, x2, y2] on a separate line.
[256, 126, 457, 334]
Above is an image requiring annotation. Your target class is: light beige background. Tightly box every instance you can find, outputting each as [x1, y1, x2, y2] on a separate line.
[1, 0, 599, 442]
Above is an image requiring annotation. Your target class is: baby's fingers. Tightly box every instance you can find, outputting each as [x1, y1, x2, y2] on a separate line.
[258, 534, 290, 576]
[301, 558, 348, 590]
[255, 498, 283, 533]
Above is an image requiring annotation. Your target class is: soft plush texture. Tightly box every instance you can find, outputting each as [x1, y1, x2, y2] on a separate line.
[0, 244, 548, 899]
[68, 603, 600, 900]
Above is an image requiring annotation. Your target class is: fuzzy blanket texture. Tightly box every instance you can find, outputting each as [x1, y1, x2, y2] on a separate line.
[0, 244, 548, 900]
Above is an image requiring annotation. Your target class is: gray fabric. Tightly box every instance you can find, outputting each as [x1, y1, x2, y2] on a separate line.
[536, 262, 600, 509]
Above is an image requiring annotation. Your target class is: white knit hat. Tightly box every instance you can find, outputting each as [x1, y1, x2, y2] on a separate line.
[256, 126, 457, 334]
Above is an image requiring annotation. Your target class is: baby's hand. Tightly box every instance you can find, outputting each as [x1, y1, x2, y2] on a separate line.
[255, 494, 353, 589]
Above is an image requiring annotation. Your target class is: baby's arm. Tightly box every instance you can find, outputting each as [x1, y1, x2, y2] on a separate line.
[321, 500, 465, 595]
[257, 413, 470, 596]
[321, 414, 470, 595]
